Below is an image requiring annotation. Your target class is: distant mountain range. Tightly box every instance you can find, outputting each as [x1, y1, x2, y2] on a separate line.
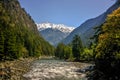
[36, 23, 75, 46]
[37, 23, 74, 33]
[62, 1, 120, 46]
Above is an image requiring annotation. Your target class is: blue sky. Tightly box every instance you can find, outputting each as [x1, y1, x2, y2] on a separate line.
[18, 0, 115, 27]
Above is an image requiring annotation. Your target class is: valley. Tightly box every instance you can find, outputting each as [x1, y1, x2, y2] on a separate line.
[0, 0, 120, 80]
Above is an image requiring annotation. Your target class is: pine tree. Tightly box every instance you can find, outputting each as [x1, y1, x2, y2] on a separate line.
[4, 29, 18, 59]
[72, 35, 83, 61]
[0, 31, 4, 60]
[55, 43, 65, 59]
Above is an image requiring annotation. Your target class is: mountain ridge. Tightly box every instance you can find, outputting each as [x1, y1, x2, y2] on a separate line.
[62, 1, 120, 46]
[40, 28, 68, 46]
[36, 22, 75, 33]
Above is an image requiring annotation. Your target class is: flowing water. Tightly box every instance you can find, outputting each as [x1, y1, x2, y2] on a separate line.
[23, 58, 91, 80]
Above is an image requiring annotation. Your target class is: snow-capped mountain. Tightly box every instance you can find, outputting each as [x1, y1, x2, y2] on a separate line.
[36, 22, 75, 46]
[36, 22, 75, 33]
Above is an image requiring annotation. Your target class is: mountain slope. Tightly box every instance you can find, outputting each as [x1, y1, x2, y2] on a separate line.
[63, 1, 120, 46]
[0, 0, 54, 60]
[40, 28, 69, 46]
[37, 23, 75, 46]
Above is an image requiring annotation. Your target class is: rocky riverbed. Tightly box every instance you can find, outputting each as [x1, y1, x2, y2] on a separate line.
[0, 58, 35, 80]
[23, 59, 92, 80]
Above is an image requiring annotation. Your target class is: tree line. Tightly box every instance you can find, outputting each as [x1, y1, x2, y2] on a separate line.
[55, 35, 94, 61]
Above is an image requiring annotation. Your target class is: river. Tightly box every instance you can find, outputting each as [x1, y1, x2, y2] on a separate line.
[23, 58, 92, 80]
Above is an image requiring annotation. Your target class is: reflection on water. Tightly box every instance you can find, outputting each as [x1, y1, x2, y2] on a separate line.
[23, 59, 90, 80]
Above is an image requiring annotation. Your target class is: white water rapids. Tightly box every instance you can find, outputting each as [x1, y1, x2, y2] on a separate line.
[23, 59, 91, 80]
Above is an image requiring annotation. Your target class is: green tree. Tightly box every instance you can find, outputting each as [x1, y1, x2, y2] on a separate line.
[0, 31, 4, 60]
[4, 29, 18, 59]
[55, 43, 73, 60]
[94, 7, 120, 80]
[72, 35, 83, 61]
[0, 0, 55, 61]
[55, 43, 65, 59]
[64, 45, 72, 60]
[81, 48, 93, 61]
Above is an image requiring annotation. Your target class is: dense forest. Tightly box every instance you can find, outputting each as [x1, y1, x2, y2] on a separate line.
[0, 0, 54, 60]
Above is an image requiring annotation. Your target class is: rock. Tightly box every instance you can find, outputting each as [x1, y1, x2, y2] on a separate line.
[0, 58, 36, 80]
[23, 59, 92, 80]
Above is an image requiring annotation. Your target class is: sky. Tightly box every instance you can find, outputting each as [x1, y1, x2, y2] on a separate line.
[18, 0, 116, 27]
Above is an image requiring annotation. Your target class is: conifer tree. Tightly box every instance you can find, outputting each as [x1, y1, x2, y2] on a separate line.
[4, 29, 18, 59]
[72, 35, 83, 61]
[0, 31, 4, 60]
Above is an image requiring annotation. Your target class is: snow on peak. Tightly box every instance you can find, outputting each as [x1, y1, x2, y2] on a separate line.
[36, 22, 75, 33]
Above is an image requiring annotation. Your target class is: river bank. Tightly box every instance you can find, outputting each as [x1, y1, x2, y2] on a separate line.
[0, 57, 93, 80]
[0, 58, 36, 80]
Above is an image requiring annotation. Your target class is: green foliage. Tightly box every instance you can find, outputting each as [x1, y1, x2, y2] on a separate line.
[72, 35, 83, 61]
[0, 0, 54, 61]
[55, 43, 73, 60]
[55, 35, 95, 61]
[55, 43, 65, 59]
[0, 31, 4, 60]
[94, 7, 120, 79]
[64, 46, 72, 60]
[81, 48, 94, 61]
[4, 28, 18, 59]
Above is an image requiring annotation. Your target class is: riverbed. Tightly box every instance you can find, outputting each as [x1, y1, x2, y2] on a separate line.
[23, 58, 92, 80]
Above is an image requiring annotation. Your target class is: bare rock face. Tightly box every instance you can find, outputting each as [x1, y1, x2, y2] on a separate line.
[63, 1, 120, 46]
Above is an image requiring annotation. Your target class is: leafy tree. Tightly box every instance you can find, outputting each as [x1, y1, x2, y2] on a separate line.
[94, 7, 120, 80]
[64, 46, 72, 60]
[72, 35, 83, 61]
[81, 48, 93, 61]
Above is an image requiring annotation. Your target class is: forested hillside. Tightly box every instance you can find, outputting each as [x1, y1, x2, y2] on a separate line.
[92, 7, 120, 80]
[0, 0, 54, 60]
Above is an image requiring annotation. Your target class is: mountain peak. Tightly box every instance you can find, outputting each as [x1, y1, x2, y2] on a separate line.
[36, 22, 75, 33]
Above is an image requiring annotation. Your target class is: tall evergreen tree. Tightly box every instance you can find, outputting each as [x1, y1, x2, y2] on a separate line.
[55, 43, 65, 59]
[4, 28, 18, 59]
[0, 31, 4, 60]
[72, 35, 83, 61]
